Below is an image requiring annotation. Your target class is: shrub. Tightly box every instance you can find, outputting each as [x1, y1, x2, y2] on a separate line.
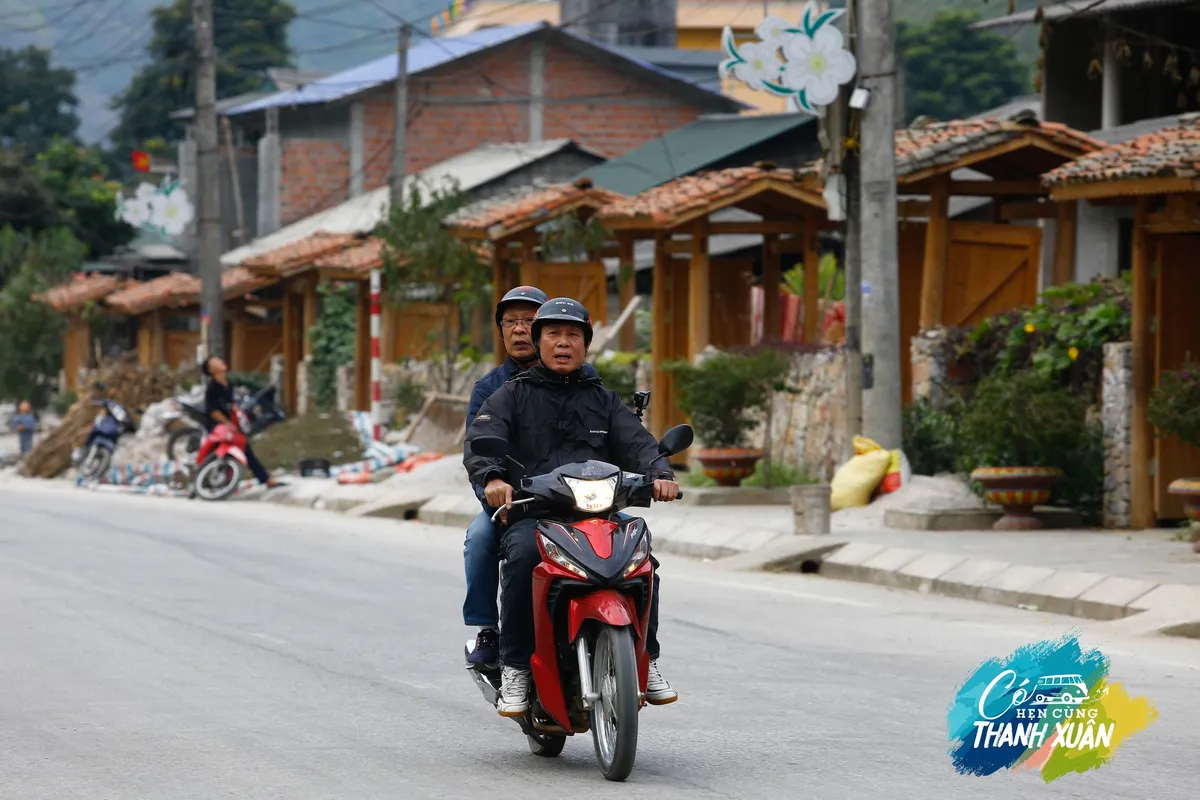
[664, 348, 790, 449]
[1148, 359, 1200, 450]
[593, 352, 638, 407]
[902, 397, 962, 476]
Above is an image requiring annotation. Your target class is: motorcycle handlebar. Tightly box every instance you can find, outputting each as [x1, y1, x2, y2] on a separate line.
[486, 484, 683, 522]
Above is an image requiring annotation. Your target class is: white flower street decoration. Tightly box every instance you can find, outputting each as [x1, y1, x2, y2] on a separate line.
[719, 4, 857, 114]
[115, 178, 195, 238]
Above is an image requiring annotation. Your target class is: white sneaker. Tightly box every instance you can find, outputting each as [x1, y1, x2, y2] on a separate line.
[646, 658, 677, 705]
[496, 666, 532, 717]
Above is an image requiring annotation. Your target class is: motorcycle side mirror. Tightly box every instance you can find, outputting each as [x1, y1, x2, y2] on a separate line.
[471, 435, 510, 458]
[658, 424, 693, 457]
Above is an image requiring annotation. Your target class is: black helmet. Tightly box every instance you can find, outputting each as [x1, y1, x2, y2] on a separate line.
[495, 285, 548, 327]
[532, 297, 593, 348]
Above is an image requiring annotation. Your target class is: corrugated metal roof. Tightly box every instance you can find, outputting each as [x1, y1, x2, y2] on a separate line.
[577, 112, 815, 196]
[227, 23, 741, 117]
[221, 139, 591, 266]
[972, 0, 1197, 29]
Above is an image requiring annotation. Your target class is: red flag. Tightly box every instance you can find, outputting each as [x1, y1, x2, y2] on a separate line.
[132, 151, 151, 172]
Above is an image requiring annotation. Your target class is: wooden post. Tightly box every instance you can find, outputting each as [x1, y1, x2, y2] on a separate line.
[1052, 200, 1078, 285]
[802, 217, 820, 343]
[281, 288, 299, 415]
[229, 304, 248, 372]
[688, 218, 711, 359]
[919, 176, 950, 329]
[151, 308, 166, 366]
[617, 234, 637, 351]
[491, 244, 506, 365]
[651, 233, 670, 438]
[762, 233, 781, 342]
[1130, 198, 1155, 529]
[354, 280, 371, 411]
[302, 275, 319, 357]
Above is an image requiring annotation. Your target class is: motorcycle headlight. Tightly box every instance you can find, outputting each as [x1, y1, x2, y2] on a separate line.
[111, 406, 128, 423]
[562, 476, 617, 513]
[94, 412, 105, 425]
[624, 534, 649, 577]
[539, 533, 588, 579]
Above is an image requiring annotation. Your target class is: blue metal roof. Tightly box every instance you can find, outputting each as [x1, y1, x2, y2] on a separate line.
[226, 22, 743, 116]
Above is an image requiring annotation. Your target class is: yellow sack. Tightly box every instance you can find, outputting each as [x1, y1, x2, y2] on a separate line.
[853, 435, 883, 456]
[830, 448, 892, 511]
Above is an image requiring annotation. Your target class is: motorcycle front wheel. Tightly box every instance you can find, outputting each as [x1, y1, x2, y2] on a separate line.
[589, 625, 639, 782]
[78, 443, 112, 480]
[193, 456, 242, 501]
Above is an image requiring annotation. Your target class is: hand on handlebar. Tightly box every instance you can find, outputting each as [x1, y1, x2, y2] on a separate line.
[652, 478, 682, 502]
[485, 479, 514, 523]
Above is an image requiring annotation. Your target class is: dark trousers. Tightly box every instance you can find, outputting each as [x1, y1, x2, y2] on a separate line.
[499, 517, 661, 669]
[243, 443, 270, 484]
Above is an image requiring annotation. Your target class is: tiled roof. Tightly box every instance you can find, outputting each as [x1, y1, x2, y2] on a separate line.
[596, 165, 822, 225]
[37, 273, 125, 312]
[444, 179, 625, 237]
[894, 118, 1104, 179]
[314, 237, 387, 275]
[104, 268, 274, 316]
[241, 232, 361, 276]
[1044, 114, 1200, 188]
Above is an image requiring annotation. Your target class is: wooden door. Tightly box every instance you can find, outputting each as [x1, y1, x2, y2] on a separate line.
[518, 261, 609, 325]
[942, 221, 1042, 328]
[651, 255, 690, 440]
[897, 222, 928, 405]
[392, 302, 461, 360]
[709, 258, 755, 350]
[1153, 235, 1200, 518]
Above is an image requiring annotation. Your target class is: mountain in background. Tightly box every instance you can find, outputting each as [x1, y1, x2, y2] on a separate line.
[0, 0, 1039, 145]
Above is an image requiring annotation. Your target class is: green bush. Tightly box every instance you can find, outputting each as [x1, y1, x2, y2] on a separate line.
[1148, 359, 1200, 450]
[740, 459, 816, 487]
[664, 348, 790, 449]
[593, 352, 638, 407]
[50, 388, 77, 417]
[228, 371, 269, 392]
[902, 398, 962, 476]
[306, 281, 356, 412]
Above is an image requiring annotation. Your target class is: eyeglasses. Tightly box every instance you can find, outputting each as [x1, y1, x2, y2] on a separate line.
[500, 318, 536, 329]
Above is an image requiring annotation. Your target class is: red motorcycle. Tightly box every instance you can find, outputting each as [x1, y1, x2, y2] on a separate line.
[190, 404, 251, 501]
[466, 420, 691, 782]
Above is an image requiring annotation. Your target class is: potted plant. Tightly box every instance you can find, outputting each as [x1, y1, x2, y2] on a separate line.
[1148, 359, 1200, 549]
[665, 348, 789, 487]
[956, 369, 1089, 530]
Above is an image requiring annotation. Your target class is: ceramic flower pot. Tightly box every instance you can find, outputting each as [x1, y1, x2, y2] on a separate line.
[1167, 479, 1200, 553]
[696, 448, 763, 487]
[970, 466, 1063, 531]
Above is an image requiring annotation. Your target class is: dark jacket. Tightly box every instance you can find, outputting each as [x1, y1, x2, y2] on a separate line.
[465, 357, 598, 508]
[464, 364, 673, 509]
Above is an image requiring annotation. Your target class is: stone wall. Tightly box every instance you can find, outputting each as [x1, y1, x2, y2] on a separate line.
[1102, 341, 1133, 529]
[746, 348, 848, 482]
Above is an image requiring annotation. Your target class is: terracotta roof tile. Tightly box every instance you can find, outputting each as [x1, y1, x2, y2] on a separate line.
[894, 118, 1103, 178]
[445, 179, 625, 236]
[596, 165, 822, 225]
[105, 273, 199, 316]
[242, 232, 360, 276]
[314, 237, 387, 275]
[37, 273, 125, 312]
[1044, 113, 1200, 187]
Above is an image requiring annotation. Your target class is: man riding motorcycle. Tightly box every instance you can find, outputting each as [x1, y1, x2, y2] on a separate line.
[464, 297, 681, 716]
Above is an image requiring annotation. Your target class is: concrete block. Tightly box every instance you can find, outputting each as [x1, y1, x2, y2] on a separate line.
[1072, 576, 1159, 621]
[884, 506, 1084, 531]
[650, 534, 741, 561]
[853, 547, 929, 588]
[1126, 582, 1200, 614]
[1020, 570, 1108, 616]
[417, 494, 479, 528]
[897, 552, 970, 591]
[976, 565, 1056, 606]
[933, 559, 1012, 600]
[722, 527, 791, 553]
[680, 486, 791, 506]
[346, 490, 435, 520]
[815, 541, 887, 584]
[716, 536, 847, 573]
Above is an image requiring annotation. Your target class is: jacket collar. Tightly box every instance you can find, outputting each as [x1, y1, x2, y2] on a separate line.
[528, 363, 590, 385]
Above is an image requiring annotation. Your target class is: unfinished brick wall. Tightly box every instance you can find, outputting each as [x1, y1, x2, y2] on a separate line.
[280, 139, 350, 226]
[278, 35, 723, 220]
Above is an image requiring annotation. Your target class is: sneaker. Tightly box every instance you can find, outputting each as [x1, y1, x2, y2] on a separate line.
[496, 666, 532, 717]
[467, 628, 499, 667]
[646, 658, 677, 705]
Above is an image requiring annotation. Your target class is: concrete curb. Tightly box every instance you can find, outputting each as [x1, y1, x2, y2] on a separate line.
[813, 541, 1200, 624]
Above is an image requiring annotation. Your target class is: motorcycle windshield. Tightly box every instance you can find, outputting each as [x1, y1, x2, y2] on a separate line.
[96, 417, 122, 437]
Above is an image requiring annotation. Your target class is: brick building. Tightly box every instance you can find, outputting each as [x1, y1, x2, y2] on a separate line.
[225, 22, 745, 234]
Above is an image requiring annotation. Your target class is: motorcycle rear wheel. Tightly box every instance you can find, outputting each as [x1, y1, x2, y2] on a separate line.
[167, 427, 203, 461]
[78, 444, 112, 480]
[193, 456, 242, 501]
[526, 731, 566, 757]
[590, 625, 639, 782]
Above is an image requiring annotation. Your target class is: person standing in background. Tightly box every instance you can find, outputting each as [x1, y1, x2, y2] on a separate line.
[10, 400, 37, 457]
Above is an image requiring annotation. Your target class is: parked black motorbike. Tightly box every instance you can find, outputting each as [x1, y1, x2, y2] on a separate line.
[162, 383, 286, 461]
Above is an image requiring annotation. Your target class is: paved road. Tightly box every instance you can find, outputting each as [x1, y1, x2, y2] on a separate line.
[2, 482, 1197, 799]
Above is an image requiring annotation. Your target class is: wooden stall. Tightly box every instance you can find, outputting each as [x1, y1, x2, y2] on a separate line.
[893, 116, 1104, 402]
[1047, 116, 1200, 527]
[443, 178, 625, 365]
[36, 273, 128, 391]
[595, 165, 829, 440]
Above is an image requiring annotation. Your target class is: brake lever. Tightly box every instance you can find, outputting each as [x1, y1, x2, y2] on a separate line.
[490, 497, 534, 523]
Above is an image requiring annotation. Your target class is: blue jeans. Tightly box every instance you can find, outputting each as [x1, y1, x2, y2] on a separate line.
[461, 509, 645, 629]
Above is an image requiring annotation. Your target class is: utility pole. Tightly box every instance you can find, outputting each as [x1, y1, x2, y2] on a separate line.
[193, 0, 223, 360]
[390, 23, 411, 208]
[854, 0, 903, 449]
[837, 0, 862, 461]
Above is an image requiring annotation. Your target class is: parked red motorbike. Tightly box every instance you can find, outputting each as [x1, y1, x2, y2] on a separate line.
[465, 417, 691, 782]
[190, 404, 252, 501]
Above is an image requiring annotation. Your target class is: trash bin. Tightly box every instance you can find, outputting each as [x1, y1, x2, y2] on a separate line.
[299, 458, 331, 478]
[790, 483, 832, 536]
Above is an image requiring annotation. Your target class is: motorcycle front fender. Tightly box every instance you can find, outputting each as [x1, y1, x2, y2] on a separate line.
[567, 589, 638, 644]
[217, 445, 248, 465]
[91, 436, 116, 451]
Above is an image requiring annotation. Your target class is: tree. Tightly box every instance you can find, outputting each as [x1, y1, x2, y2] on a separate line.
[0, 46, 80, 154]
[0, 226, 88, 406]
[109, 0, 297, 166]
[897, 10, 1029, 123]
[0, 142, 134, 261]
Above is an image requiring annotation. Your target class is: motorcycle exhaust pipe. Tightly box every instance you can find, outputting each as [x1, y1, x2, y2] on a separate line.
[576, 636, 600, 710]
